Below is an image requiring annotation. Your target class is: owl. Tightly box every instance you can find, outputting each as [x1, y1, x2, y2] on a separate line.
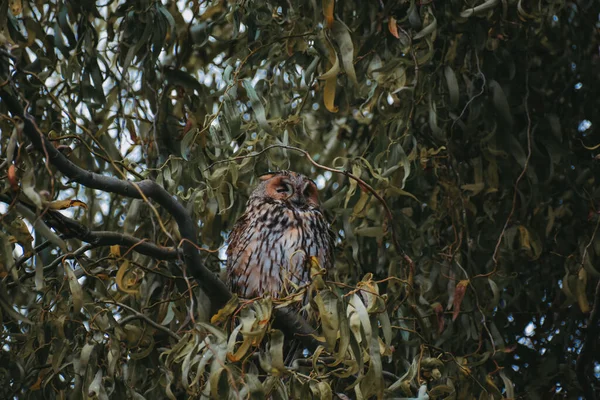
[226, 171, 334, 300]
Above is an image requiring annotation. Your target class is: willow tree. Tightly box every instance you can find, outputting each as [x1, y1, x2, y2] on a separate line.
[1, 0, 599, 398]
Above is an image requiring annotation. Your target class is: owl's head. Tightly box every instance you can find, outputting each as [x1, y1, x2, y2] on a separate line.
[250, 171, 321, 209]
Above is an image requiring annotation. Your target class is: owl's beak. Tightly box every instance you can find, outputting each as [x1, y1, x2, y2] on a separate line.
[289, 193, 306, 208]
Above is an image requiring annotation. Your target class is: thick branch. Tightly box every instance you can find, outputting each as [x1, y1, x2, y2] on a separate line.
[0, 196, 182, 261]
[40, 206, 181, 260]
[0, 89, 319, 348]
[0, 89, 230, 306]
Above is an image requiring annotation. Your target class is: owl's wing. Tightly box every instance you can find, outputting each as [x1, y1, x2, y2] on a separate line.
[320, 207, 336, 264]
[226, 211, 249, 260]
[325, 222, 336, 267]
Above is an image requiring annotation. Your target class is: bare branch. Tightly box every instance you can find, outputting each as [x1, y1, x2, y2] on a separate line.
[0, 195, 181, 262]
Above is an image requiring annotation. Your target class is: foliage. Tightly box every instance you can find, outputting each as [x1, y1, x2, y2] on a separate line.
[1, 0, 599, 399]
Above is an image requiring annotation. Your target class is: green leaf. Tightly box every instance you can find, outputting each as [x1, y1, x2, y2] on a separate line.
[243, 79, 274, 134]
[413, 11, 437, 40]
[331, 21, 357, 86]
[444, 66, 459, 108]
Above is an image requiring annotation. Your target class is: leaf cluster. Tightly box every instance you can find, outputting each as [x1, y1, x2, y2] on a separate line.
[0, 0, 599, 399]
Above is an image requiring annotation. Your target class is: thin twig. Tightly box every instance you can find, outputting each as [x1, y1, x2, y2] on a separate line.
[475, 64, 532, 279]
[450, 51, 486, 133]
[104, 300, 182, 341]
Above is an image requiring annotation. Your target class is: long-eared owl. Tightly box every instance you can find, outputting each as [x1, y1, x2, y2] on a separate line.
[226, 171, 334, 299]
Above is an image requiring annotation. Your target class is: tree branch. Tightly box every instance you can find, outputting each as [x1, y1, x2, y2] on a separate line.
[0, 89, 231, 307]
[41, 206, 182, 260]
[104, 300, 182, 341]
[0, 89, 319, 350]
[0, 195, 181, 262]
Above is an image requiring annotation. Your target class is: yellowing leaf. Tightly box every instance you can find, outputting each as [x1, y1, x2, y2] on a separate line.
[47, 199, 88, 210]
[8, 164, 18, 191]
[581, 141, 600, 150]
[461, 183, 485, 195]
[318, 37, 340, 113]
[452, 280, 469, 321]
[323, 0, 334, 28]
[310, 256, 327, 290]
[576, 268, 590, 313]
[386, 186, 419, 202]
[266, 329, 286, 372]
[518, 225, 531, 251]
[116, 260, 140, 295]
[388, 17, 399, 38]
[9, 0, 22, 15]
[352, 191, 369, 216]
[323, 75, 338, 113]
[198, 1, 223, 21]
[110, 245, 121, 257]
[211, 295, 239, 324]
[227, 324, 252, 362]
[29, 371, 45, 391]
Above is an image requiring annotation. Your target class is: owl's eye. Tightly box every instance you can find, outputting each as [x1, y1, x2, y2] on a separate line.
[303, 182, 315, 197]
[276, 183, 292, 193]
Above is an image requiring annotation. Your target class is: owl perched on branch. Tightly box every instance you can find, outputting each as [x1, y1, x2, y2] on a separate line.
[226, 171, 334, 300]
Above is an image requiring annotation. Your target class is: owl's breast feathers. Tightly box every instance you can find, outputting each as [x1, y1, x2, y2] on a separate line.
[226, 199, 333, 299]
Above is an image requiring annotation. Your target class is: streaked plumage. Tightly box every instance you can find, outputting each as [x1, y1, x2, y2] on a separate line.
[226, 171, 334, 299]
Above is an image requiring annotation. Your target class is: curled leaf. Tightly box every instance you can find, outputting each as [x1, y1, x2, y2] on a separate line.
[460, 0, 500, 18]
[116, 260, 140, 295]
[47, 199, 88, 210]
[413, 12, 437, 40]
[318, 36, 340, 113]
[331, 21, 357, 86]
[211, 295, 239, 324]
